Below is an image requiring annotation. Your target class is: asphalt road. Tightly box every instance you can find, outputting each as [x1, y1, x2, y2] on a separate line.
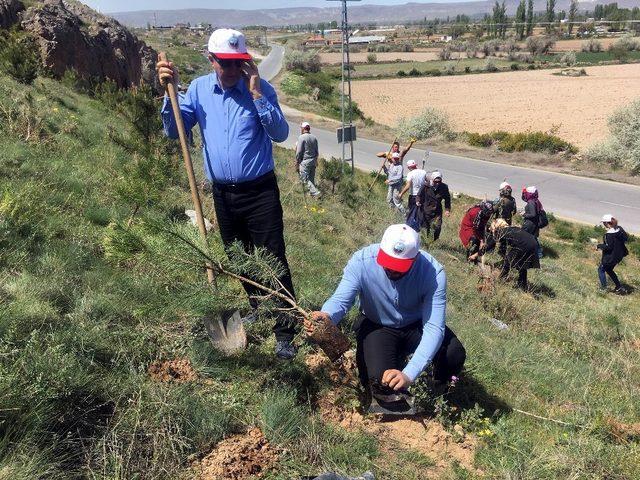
[259, 46, 640, 233]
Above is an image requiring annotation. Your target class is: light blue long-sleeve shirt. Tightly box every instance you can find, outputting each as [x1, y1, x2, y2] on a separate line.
[161, 73, 289, 184]
[321, 244, 447, 382]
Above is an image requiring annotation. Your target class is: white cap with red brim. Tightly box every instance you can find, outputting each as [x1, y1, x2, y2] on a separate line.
[208, 28, 252, 60]
[376, 224, 420, 273]
[499, 181, 511, 190]
[406, 159, 417, 168]
[301, 121, 310, 129]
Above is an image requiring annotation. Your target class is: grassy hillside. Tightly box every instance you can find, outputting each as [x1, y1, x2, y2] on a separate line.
[0, 70, 639, 480]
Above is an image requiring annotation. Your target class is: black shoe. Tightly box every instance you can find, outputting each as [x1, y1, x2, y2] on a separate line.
[613, 286, 628, 295]
[275, 340, 297, 360]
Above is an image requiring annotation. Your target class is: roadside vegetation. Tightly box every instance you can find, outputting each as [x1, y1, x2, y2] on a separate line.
[1, 59, 640, 478]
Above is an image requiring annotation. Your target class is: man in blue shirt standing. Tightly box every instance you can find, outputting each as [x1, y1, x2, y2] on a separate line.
[307, 224, 465, 406]
[157, 28, 297, 359]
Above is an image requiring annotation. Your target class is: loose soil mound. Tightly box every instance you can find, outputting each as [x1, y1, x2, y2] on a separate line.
[194, 428, 279, 480]
[306, 351, 479, 475]
[148, 358, 198, 383]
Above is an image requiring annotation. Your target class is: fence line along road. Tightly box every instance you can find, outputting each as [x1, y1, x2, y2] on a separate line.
[259, 46, 640, 234]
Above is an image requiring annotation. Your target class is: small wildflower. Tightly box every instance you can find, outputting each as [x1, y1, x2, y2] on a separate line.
[449, 375, 459, 386]
[53, 107, 59, 112]
[563, 432, 569, 438]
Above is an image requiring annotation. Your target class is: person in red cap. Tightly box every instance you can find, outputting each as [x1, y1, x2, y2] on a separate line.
[156, 29, 297, 359]
[305, 224, 465, 410]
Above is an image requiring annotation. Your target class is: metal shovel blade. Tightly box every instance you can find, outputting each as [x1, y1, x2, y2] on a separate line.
[203, 310, 247, 354]
[368, 392, 420, 416]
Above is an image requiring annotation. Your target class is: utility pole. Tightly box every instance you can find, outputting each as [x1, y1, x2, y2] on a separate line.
[328, 0, 360, 174]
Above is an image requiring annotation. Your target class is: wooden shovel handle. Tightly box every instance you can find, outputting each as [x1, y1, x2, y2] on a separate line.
[159, 51, 214, 284]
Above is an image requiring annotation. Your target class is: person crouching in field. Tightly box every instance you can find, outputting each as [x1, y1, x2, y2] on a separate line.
[459, 201, 494, 262]
[597, 214, 629, 295]
[306, 224, 465, 409]
[383, 153, 406, 214]
[470, 219, 539, 290]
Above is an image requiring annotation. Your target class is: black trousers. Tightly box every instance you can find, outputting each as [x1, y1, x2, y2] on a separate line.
[500, 262, 528, 290]
[212, 171, 296, 341]
[355, 318, 466, 388]
[423, 214, 443, 241]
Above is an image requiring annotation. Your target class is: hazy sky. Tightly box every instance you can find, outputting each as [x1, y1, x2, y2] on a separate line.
[82, 0, 467, 14]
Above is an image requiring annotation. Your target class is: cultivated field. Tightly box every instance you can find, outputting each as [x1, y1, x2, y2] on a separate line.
[351, 63, 640, 148]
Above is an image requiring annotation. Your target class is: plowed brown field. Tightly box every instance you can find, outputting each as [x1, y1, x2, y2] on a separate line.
[351, 63, 640, 148]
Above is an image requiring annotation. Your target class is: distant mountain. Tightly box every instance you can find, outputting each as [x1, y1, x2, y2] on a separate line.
[111, 0, 640, 28]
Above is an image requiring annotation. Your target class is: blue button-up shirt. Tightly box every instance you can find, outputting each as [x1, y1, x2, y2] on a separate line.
[161, 73, 289, 184]
[321, 244, 447, 382]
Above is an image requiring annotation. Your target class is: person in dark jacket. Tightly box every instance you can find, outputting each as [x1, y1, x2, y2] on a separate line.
[521, 186, 543, 258]
[494, 181, 517, 225]
[597, 214, 629, 294]
[471, 219, 540, 290]
[459, 201, 494, 261]
[417, 171, 451, 241]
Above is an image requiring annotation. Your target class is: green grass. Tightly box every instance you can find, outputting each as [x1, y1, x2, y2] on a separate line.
[1, 60, 639, 479]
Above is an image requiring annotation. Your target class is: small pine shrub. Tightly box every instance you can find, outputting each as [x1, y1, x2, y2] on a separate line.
[366, 53, 377, 63]
[510, 63, 519, 70]
[464, 66, 471, 73]
[397, 70, 406, 77]
[609, 43, 630, 62]
[320, 157, 344, 193]
[408, 68, 421, 76]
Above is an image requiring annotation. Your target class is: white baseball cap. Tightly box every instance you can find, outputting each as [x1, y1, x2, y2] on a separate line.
[525, 186, 537, 194]
[431, 171, 442, 180]
[391, 152, 401, 160]
[406, 159, 417, 168]
[301, 121, 310, 129]
[208, 28, 251, 60]
[602, 214, 614, 223]
[499, 181, 511, 190]
[377, 224, 420, 273]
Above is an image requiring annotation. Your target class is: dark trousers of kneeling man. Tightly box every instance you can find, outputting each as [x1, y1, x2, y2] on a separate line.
[309, 224, 465, 401]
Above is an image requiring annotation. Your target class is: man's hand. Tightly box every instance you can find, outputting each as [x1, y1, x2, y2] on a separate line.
[156, 60, 179, 88]
[468, 252, 479, 261]
[382, 369, 412, 391]
[242, 60, 262, 100]
[304, 311, 331, 336]
[445, 210, 451, 217]
[385, 179, 390, 185]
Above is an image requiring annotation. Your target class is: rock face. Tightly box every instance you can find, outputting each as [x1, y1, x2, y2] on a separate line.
[20, 0, 159, 92]
[0, 0, 24, 29]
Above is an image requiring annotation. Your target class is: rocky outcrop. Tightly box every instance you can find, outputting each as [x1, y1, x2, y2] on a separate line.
[0, 0, 24, 28]
[20, 0, 159, 92]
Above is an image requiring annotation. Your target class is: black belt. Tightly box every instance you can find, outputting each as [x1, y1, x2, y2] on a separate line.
[213, 170, 275, 193]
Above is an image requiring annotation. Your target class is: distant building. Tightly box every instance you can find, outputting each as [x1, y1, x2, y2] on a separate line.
[439, 35, 453, 42]
[151, 25, 172, 31]
[348, 35, 386, 44]
[304, 35, 330, 47]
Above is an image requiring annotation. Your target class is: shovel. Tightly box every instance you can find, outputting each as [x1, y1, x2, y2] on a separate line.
[160, 52, 247, 353]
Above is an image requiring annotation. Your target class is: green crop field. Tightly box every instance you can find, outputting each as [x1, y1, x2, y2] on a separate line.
[1, 51, 639, 479]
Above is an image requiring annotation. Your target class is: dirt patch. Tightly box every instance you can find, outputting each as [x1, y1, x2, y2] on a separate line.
[351, 63, 640, 149]
[606, 418, 640, 443]
[551, 37, 623, 52]
[320, 51, 459, 64]
[307, 351, 479, 475]
[194, 428, 279, 480]
[148, 358, 198, 383]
